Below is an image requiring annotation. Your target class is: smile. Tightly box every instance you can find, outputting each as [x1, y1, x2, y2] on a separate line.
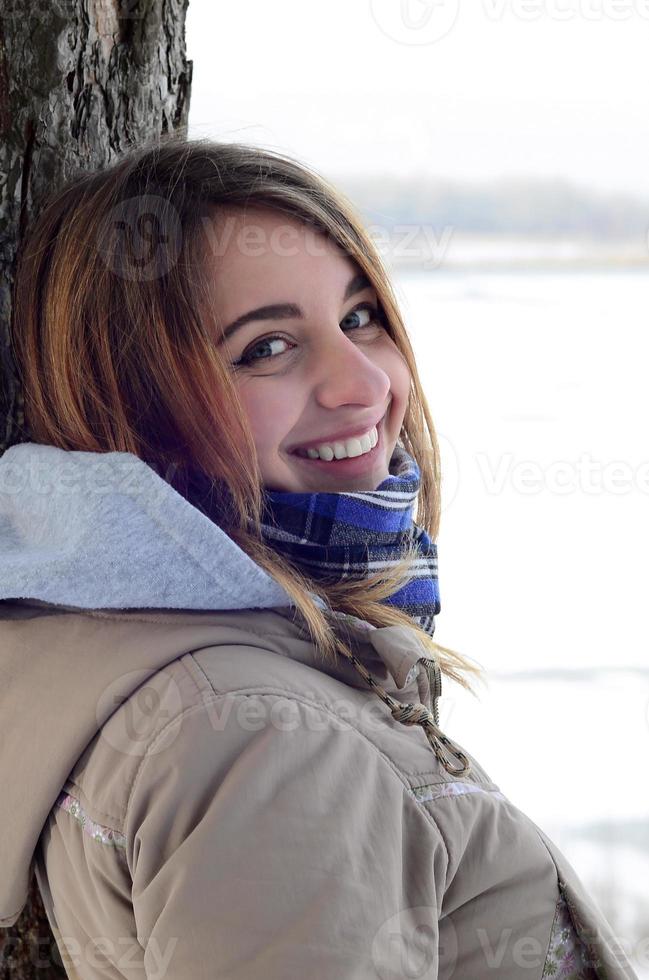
[289, 411, 387, 474]
[292, 424, 378, 461]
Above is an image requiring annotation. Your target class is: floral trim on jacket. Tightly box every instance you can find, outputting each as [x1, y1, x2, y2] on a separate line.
[542, 890, 602, 979]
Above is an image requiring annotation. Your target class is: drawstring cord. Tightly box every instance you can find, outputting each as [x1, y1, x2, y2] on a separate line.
[337, 646, 472, 778]
[295, 606, 471, 777]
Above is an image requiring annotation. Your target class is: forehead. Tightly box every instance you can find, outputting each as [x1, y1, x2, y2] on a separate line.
[200, 205, 358, 285]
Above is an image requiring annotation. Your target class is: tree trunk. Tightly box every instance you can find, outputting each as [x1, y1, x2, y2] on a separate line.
[0, 0, 192, 973]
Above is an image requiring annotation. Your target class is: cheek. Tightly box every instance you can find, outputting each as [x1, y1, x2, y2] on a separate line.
[234, 384, 295, 454]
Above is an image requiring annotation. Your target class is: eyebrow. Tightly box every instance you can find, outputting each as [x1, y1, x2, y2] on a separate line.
[217, 272, 373, 345]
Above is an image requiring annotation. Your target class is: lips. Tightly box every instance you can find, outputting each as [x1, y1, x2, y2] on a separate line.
[290, 414, 384, 471]
[288, 406, 389, 455]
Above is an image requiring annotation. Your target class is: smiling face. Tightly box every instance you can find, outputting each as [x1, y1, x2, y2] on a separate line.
[202, 206, 411, 493]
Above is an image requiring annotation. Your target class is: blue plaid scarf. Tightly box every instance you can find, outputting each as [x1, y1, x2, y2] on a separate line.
[256, 443, 441, 637]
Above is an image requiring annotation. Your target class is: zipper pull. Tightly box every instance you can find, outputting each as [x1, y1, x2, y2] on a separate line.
[418, 656, 442, 726]
[390, 701, 471, 776]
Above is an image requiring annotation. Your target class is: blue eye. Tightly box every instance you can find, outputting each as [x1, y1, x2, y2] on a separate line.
[235, 336, 290, 367]
[341, 301, 387, 333]
[232, 302, 385, 368]
[340, 305, 376, 331]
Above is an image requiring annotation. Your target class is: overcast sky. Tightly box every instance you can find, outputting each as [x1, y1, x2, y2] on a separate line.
[186, 0, 649, 198]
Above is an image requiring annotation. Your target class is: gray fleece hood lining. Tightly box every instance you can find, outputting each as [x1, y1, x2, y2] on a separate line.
[0, 442, 297, 611]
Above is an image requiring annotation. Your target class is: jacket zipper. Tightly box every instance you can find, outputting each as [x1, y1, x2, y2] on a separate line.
[419, 656, 442, 727]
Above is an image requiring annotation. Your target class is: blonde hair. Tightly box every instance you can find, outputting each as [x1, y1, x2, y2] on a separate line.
[10, 133, 484, 695]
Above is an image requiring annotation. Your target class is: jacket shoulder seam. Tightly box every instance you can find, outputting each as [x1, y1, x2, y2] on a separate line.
[124, 690, 451, 865]
[59, 658, 217, 832]
[185, 649, 224, 694]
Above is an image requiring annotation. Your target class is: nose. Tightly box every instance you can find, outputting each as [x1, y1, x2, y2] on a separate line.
[309, 326, 390, 411]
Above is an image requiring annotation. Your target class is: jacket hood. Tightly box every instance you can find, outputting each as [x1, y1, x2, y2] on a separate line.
[0, 441, 301, 926]
[0, 442, 451, 928]
[0, 441, 296, 612]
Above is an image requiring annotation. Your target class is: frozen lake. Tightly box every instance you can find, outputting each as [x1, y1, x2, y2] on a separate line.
[391, 266, 649, 976]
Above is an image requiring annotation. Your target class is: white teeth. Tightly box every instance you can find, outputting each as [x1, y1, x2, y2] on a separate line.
[298, 424, 378, 461]
[345, 439, 363, 456]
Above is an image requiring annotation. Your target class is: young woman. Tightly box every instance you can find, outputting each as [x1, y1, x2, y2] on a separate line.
[0, 136, 637, 979]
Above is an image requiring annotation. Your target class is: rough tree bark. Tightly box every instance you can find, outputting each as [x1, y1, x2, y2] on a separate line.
[0, 0, 192, 974]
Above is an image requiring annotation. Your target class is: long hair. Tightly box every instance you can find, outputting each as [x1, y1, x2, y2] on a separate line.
[10, 134, 484, 694]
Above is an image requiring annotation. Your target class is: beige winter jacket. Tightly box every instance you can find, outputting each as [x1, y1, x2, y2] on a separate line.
[0, 442, 638, 979]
